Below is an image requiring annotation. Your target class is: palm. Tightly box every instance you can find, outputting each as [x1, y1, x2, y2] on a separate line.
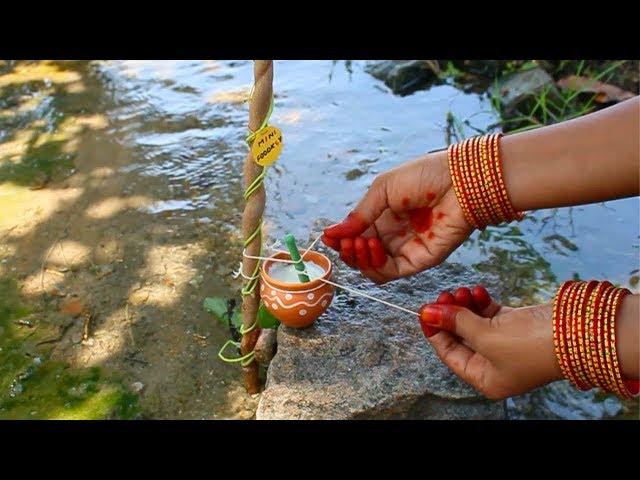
[323, 150, 474, 283]
[364, 188, 472, 283]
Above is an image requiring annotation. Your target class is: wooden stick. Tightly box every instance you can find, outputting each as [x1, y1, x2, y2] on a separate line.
[240, 60, 273, 394]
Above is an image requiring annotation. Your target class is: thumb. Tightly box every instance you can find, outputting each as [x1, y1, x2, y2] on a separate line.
[418, 303, 489, 346]
[323, 175, 389, 238]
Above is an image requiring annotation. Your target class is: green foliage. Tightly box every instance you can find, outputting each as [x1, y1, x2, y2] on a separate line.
[203, 296, 242, 329]
[257, 303, 279, 329]
[204, 296, 280, 330]
[491, 60, 628, 133]
[0, 139, 75, 186]
[203, 296, 228, 319]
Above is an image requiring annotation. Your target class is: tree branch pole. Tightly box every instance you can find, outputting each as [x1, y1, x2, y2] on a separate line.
[241, 60, 273, 393]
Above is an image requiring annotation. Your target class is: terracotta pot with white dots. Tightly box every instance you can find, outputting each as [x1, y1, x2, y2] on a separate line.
[260, 250, 334, 328]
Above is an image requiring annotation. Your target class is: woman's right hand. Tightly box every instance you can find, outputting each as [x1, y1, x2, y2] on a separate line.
[321, 149, 473, 283]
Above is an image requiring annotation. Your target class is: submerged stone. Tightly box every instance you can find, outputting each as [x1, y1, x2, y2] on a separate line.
[365, 60, 440, 96]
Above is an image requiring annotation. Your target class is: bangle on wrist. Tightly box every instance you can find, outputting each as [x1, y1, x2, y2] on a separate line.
[447, 133, 525, 229]
[552, 280, 639, 399]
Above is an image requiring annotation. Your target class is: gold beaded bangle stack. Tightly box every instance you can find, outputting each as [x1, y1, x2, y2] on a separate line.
[447, 133, 525, 229]
[552, 280, 638, 399]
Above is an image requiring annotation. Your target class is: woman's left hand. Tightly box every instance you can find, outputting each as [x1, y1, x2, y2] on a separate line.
[419, 286, 563, 399]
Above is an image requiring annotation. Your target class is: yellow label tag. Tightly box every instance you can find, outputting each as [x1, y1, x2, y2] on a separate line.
[251, 126, 283, 167]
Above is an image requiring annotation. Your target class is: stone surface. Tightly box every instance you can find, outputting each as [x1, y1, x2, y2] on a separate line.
[365, 60, 440, 96]
[257, 254, 506, 420]
[495, 66, 557, 113]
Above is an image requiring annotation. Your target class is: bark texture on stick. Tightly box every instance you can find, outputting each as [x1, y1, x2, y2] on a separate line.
[241, 60, 273, 394]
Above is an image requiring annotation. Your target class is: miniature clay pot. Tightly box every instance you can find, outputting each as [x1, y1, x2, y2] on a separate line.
[260, 250, 334, 329]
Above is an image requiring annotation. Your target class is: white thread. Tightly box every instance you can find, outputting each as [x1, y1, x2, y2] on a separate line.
[316, 276, 419, 316]
[232, 261, 260, 281]
[301, 233, 323, 260]
[242, 251, 298, 263]
[266, 239, 282, 250]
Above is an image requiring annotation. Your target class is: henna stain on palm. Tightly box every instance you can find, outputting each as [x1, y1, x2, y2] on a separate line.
[427, 192, 436, 201]
[402, 197, 410, 208]
[409, 206, 433, 233]
[437, 212, 445, 220]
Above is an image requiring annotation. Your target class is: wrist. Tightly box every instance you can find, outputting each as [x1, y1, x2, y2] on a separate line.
[427, 149, 450, 188]
[616, 294, 639, 379]
[532, 303, 565, 383]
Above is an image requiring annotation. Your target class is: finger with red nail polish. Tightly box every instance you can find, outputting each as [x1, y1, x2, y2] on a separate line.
[418, 304, 440, 338]
[354, 237, 370, 270]
[419, 304, 456, 331]
[321, 234, 341, 251]
[436, 291, 456, 305]
[324, 211, 369, 239]
[453, 287, 474, 310]
[471, 285, 491, 311]
[367, 237, 387, 268]
[339, 238, 356, 267]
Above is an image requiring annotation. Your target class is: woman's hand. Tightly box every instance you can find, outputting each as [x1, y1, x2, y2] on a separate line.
[321, 150, 473, 284]
[419, 286, 563, 400]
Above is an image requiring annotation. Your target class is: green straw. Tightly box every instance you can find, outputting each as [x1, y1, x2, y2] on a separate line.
[284, 233, 310, 283]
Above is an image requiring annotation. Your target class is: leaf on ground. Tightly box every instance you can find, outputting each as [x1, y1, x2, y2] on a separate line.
[556, 75, 635, 103]
[60, 298, 83, 316]
[204, 297, 243, 329]
[258, 303, 280, 329]
[203, 297, 227, 319]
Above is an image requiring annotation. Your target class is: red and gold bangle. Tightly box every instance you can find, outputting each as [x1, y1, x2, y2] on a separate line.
[491, 133, 525, 222]
[600, 286, 618, 394]
[553, 280, 574, 381]
[486, 133, 514, 221]
[594, 282, 614, 391]
[566, 282, 590, 390]
[448, 142, 479, 229]
[478, 135, 502, 225]
[560, 282, 582, 388]
[482, 134, 510, 224]
[469, 136, 494, 226]
[465, 137, 492, 228]
[553, 280, 638, 399]
[448, 133, 524, 229]
[460, 138, 491, 228]
[585, 281, 607, 388]
[576, 280, 597, 387]
[607, 287, 632, 398]
[558, 282, 586, 389]
[597, 284, 618, 394]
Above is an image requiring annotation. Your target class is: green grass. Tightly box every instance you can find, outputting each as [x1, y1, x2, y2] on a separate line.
[490, 60, 628, 134]
[0, 139, 76, 186]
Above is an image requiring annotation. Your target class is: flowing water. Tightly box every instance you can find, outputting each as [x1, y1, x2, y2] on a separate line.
[0, 60, 637, 419]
